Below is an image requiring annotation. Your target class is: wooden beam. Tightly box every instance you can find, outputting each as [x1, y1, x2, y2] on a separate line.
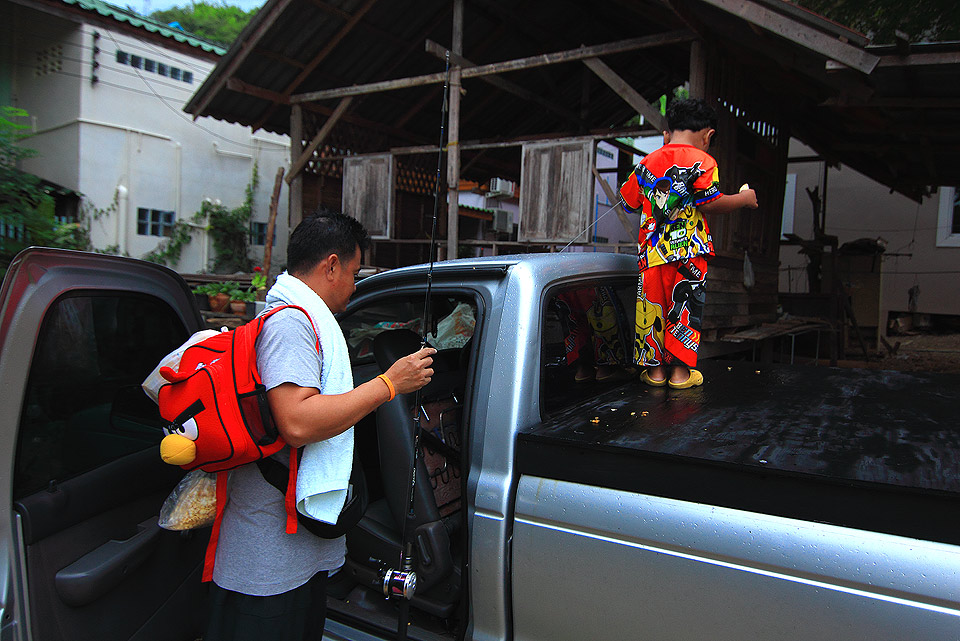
[582, 57, 667, 132]
[689, 39, 707, 98]
[284, 0, 379, 97]
[291, 30, 695, 103]
[424, 39, 583, 127]
[301, 101, 425, 146]
[876, 50, 960, 67]
[592, 166, 634, 238]
[309, 126, 658, 162]
[305, 0, 406, 47]
[446, 0, 464, 260]
[254, 47, 307, 70]
[286, 97, 353, 185]
[696, 0, 879, 74]
[250, 0, 379, 132]
[187, 0, 298, 119]
[289, 104, 304, 229]
[606, 136, 651, 160]
[821, 97, 960, 109]
[226, 78, 290, 105]
[263, 166, 284, 279]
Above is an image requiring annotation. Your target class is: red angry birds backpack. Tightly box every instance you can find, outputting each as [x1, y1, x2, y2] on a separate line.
[157, 304, 318, 580]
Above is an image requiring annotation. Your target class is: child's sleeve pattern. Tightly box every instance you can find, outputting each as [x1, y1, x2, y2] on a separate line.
[619, 170, 644, 213]
[692, 160, 721, 207]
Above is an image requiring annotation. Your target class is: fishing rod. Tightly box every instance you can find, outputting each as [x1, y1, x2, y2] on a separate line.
[381, 50, 452, 641]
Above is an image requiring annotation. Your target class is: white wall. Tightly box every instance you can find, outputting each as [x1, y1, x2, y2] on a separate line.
[597, 134, 666, 251]
[780, 139, 960, 329]
[9, 3, 291, 273]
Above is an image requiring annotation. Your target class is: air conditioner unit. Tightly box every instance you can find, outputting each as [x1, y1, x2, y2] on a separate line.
[488, 177, 514, 197]
[491, 209, 513, 234]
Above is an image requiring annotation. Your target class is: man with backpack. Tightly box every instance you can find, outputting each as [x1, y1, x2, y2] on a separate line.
[203, 212, 436, 641]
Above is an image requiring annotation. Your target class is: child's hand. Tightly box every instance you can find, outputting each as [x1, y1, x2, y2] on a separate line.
[739, 184, 759, 209]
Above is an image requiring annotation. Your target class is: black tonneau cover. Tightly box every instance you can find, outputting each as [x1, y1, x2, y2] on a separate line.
[517, 361, 960, 546]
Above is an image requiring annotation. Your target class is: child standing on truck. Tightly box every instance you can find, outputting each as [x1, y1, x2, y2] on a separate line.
[620, 98, 758, 389]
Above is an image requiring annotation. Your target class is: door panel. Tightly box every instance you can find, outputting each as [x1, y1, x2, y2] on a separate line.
[0, 249, 206, 641]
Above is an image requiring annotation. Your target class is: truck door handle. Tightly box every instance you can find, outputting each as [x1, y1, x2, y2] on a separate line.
[54, 518, 162, 607]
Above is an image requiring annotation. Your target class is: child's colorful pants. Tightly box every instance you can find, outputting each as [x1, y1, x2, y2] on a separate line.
[557, 286, 629, 368]
[635, 257, 707, 368]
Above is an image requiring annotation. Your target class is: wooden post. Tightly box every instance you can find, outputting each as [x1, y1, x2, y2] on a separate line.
[263, 166, 284, 280]
[289, 104, 304, 230]
[285, 96, 353, 185]
[689, 40, 706, 99]
[445, 0, 463, 261]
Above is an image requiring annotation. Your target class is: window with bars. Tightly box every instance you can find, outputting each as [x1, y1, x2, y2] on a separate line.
[249, 222, 275, 246]
[137, 208, 176, 237]
[114, 49, 194, 84]
[936, 187, 960, 247]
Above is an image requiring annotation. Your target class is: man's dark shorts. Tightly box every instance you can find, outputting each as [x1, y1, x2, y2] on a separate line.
[204, 571, 328, 641]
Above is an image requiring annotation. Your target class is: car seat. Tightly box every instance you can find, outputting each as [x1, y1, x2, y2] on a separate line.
[345, 329, 462, 617]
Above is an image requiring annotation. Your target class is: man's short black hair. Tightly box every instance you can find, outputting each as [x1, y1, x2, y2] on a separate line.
[666, 98, 718, 133]
[287, 210, 370, 276]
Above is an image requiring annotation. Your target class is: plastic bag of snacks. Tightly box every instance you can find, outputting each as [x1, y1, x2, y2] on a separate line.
[158, 469, 218, 530]
[142, 329, 221, 404]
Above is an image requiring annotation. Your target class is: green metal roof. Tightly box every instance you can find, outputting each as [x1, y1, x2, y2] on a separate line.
[62, 0, 227, 55]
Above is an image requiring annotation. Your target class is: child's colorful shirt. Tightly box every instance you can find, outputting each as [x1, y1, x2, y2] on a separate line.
[619, 144, 720, 270]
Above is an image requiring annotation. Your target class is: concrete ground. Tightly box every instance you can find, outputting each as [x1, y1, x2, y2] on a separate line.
[851, 332, 960, 374]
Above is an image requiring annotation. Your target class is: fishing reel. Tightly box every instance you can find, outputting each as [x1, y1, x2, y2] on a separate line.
[380, 567, 417, 601]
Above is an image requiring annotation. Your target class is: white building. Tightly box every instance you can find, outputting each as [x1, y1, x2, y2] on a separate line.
[2, 0, 290, 273]
[781, 140, 960, 341]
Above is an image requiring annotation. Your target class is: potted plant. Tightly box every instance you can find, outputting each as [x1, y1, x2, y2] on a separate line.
[191, 285, 210, 311]
[251, 266, 268, 301]
[194, 282, 233, 312]
[228, 287, 249, 315]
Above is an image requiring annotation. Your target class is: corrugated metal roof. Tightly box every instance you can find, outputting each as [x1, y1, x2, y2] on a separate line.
[61, 0, 227, 55]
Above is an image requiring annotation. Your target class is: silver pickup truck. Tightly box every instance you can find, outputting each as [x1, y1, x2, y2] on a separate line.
[0, 247, 958, 641]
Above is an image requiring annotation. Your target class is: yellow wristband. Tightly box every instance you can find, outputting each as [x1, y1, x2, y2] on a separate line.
[377, 374, 396, 401]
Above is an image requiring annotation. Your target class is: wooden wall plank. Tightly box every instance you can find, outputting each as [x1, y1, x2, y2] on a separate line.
[342, 154, 394, 239]
[519, 139, 595, 242]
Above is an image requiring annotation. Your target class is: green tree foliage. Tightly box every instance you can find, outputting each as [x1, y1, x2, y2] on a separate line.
[204, 163, 259, 273]
[1, 107, 57, 271]
[149, 2, 258, 46]
[795, 0, 960, 43]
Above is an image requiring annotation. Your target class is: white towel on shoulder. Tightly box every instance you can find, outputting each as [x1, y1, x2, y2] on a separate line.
[265, 272, 354, 525]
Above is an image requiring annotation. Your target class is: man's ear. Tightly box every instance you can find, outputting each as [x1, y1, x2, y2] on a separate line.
[663, 131, 672, 145]
[317, 253, 340, 281]
[327, 253, 341, 279]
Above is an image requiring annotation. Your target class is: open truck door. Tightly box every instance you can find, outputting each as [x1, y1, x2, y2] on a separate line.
[0, 248, 207, 641]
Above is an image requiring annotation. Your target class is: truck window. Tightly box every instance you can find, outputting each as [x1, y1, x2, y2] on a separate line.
[341, 294, 477, 365]
[14, 293, 187, 498]
[542, 280, 637, 416]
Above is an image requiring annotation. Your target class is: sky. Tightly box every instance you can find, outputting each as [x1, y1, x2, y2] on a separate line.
[135, 0, 265, 14]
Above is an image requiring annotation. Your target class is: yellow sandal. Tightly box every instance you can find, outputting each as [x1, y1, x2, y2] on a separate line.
[668, 369, 704, 389]
[640, 370, 667, 387]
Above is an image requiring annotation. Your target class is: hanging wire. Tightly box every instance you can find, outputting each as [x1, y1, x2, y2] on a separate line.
[560, 197, 629, 252]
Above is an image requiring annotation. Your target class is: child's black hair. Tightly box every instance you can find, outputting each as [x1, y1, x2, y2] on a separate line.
[287, 209, 370, 276]
[666, 98, 718, 133]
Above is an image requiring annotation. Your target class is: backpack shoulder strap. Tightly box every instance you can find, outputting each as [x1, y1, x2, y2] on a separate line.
[258, 304, 320, 355]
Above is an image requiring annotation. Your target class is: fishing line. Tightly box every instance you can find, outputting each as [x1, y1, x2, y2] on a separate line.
[560, 197, 631, 252]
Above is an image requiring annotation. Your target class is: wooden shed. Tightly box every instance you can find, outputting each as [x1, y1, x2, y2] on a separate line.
[185, 0, 960, 342]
